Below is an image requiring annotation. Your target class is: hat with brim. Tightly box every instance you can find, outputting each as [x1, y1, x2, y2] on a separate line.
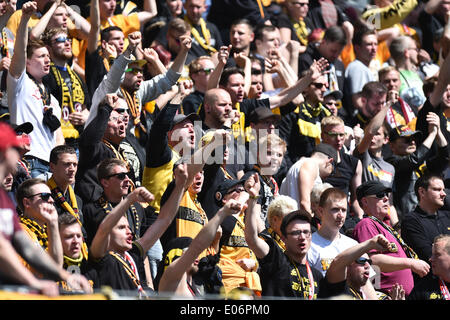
[356, 180, 392, 202]
[214, 171, 254, 207]
[248, 107, 281, 124]
[389, 125, 422, 142]
[12, 122, 33, 135]
[127, 59, 147, 69]
[323, 90, 343, 101]
[313, 143, 338, 164]
[170, 113, 201, 130]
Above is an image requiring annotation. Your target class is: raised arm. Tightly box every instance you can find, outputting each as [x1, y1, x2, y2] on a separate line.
[136, 163, 189, 252]
[9, 1, 37, 79]
[207, 45, 231, 90]
[87, 0, 101, 54]
[244, 173, 270, 259]
[85, 32, 141, 127]
[2, 232, 59, 296]
[64, 2, 91, 39]
[89, 186, 155, 259]
[168, 34, 192, 75]
[158, 199, 242, 293]
[29, 0, 59, 40]
[269, 58, 329, 109]
[12, 230, 91, 292]
[137, 0, 158, 25]
[326, 234, 390, 284]
[430, 44, 450, 107]
[356, 102, 391, 154]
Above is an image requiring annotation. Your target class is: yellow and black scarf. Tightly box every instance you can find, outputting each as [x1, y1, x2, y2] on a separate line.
[20, 216, 48, 250]
[291, 17, 308, 46]
[369, 216, 418, 259]
[96, 194, 141, 240]
[50, 63, 86, 139]
[47, 177, 89, 260]
[184, 16, 217, 54]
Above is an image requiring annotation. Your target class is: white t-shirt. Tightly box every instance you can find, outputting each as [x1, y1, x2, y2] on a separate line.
[307, 231, 359, 277]
[7, 70, 61, 162]
[279, 157, 322, 204]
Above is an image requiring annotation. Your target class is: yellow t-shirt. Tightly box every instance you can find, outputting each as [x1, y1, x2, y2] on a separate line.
[142, 150, 180, 213]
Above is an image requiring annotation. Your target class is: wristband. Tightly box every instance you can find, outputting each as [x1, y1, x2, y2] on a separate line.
[249, 195, 260, 200]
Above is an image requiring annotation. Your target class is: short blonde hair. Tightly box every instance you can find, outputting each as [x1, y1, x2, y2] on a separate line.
[310, 182, 333, 206]
[258, 133, 287, 154]
[321, 115, 344, 131]
[267, 195, 298, 227]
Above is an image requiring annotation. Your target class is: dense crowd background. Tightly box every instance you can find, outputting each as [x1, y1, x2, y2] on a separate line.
[0, 0, 449, 301]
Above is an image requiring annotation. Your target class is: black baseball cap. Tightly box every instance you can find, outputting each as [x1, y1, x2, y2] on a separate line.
[389, 125, 422, 142]
[214, 171, 254, 206]
[313, 143, 338, 163]
[248, 107, 281, 124]
[170, 113, 201, 130]
[356, 180, 392, 202]
[12, 122, 33, 135]
[323, 90, 343, 101]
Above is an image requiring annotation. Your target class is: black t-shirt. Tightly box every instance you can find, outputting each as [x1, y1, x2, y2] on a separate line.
[402, 206, 450, 262]
[324, 149, 359, 194]
[82, 196, 150, 246]
[84, 48, 109, 99]
[408, 275, 450, 300]
[258, 236, 324, 298]
[91, 243, 152, 294]
[182, 90, 204, 115]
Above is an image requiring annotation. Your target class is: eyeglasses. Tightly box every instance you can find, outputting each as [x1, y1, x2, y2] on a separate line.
[312, 82, 326, 89]
[287, 229, 311, 238]
[355, 257, 372, 265]
[106, 172, 130, 180]
[125, 68, 143, 75]
[26, 192, 53, 202]
[53, 36, 72, 44]
[226, 186, 245, 195]
[196, 68, 215, 75]
[109, 114, 128, 123]
[367, 191, 389, 199]
[326, 131, 346, 138]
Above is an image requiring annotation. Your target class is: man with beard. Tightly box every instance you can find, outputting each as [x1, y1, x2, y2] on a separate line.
[42, 28, 91, 153]
[7, 1, 64, 178]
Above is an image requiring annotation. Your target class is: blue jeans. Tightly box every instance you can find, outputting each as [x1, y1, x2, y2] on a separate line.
[26, 157, 51, 180]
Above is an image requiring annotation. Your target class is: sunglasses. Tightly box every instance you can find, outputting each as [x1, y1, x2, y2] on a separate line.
[312, 82, 326, 89]
[196, 68, 215, 75]
[226, 186, 245, 195]
[53, 36, 72, 44]
[326, 131, 346, 138]
[27, 192, 53, 202]
[355, 257, 372, 265]
[106, 172, 130, 180]
[368, 191, 389, 199]
[125, 68, 143, 75]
